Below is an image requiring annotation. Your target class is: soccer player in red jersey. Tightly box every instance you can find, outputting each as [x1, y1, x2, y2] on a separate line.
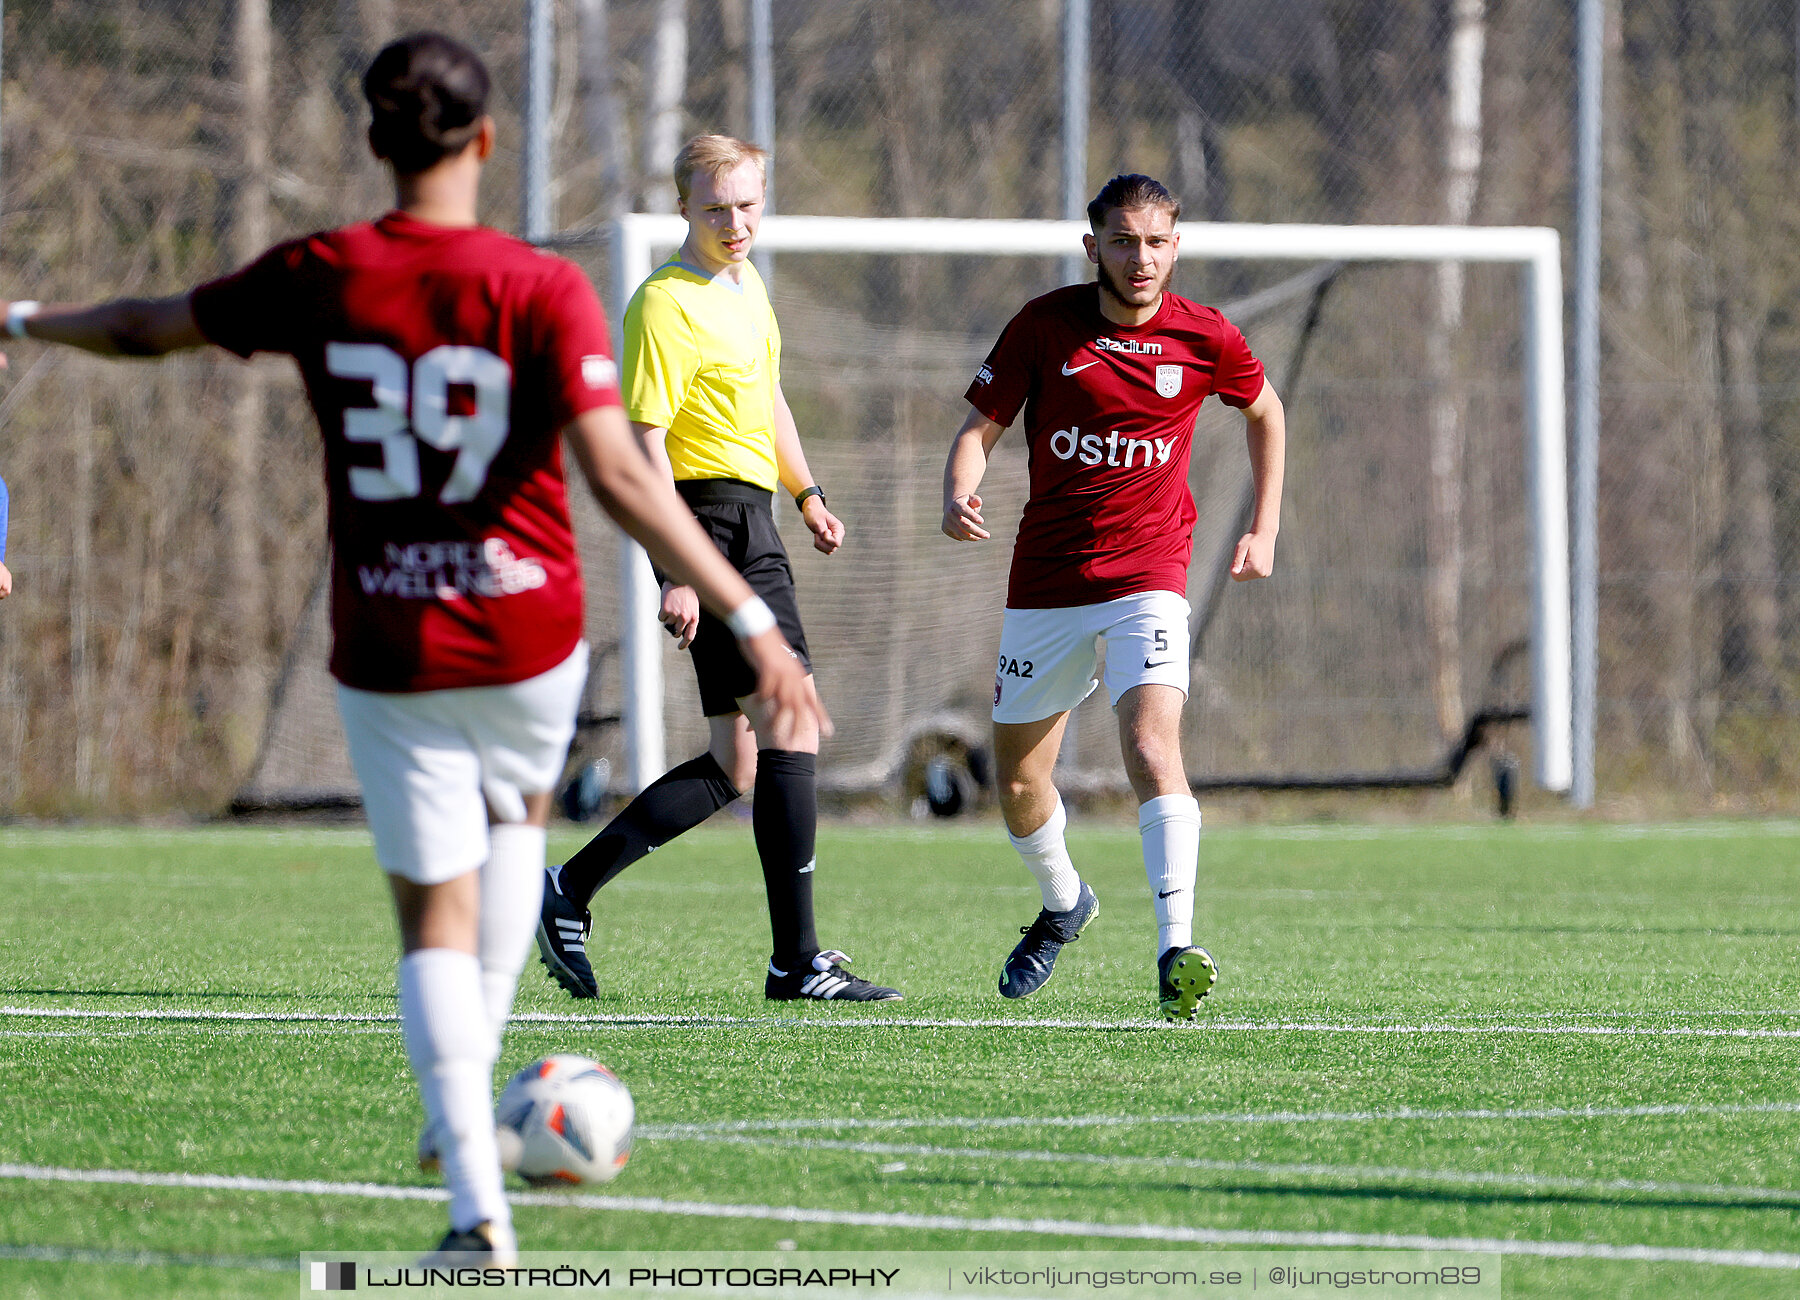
[941, 174, 1286, 1021]
[2, 33, 818, 1260]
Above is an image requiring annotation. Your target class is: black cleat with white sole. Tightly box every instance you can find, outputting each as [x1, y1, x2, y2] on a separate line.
[420, 1222, 515, 1268]
[535, 868, 598, 999]
[765, 949, 903, 1002]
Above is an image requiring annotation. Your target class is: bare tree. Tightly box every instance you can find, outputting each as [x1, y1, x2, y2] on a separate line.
[641, 0, 689, 211]
[70, 376, 96, 800]
[578, 0, 632, 220]
[1423, 0, 1485, 740]
[1695, 4, 1782, 702]
[223, 0, 272, 767]
[342, 0, 393, 45]
[718, 0, 750, 138]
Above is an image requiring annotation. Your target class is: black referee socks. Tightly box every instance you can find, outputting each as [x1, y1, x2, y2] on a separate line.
[754, 748, 822, 969]
[559, 752, 742, 908]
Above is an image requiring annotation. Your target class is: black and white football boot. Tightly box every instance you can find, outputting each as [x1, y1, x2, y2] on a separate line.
[535, 866, 599, 999]
[765, 949, 903, 1002]
[419, 1221, 516, 1268]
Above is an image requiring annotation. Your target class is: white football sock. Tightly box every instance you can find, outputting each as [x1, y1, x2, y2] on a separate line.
[1009, 795, 1083, 912]
[1140, 793, 1201, 956]
[398, 949, 512, 1246]
[479, 823, 548, 1044]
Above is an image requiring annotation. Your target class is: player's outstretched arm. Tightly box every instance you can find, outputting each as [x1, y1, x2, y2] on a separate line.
[0, 295, 206, 358]
[565, 404, 825, 737]
[1230, 379, 1286, 582]
[771, 384, 843, 555]
[941, 406, 1007, 541]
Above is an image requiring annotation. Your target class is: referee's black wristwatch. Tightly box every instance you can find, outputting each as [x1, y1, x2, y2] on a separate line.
[794, 485, 827, 511]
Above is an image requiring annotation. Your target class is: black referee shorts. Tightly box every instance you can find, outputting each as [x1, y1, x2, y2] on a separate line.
[672, 478, 812, 716]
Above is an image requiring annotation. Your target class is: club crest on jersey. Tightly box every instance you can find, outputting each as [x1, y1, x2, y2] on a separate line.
[1155, 364, 1183, 398]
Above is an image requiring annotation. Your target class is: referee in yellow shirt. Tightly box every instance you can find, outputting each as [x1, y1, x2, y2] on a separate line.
[537, 134, 901, 1003]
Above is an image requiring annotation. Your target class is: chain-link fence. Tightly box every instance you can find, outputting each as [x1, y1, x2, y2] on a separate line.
[2, 0, 1797, 815]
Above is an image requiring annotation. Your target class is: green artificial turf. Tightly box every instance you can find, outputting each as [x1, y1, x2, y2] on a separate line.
[0, 819, 1796, 1297]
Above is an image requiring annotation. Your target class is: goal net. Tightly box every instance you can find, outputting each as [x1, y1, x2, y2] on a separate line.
[234, 217, 1568, 813]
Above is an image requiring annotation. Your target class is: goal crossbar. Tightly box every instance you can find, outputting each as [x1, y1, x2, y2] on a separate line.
[604, 214, 1571, 796]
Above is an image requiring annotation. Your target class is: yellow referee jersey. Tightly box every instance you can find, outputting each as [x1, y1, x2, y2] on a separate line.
[621, 258, 781, 491]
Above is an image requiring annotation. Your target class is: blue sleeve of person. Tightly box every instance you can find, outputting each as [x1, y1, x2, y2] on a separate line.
[0, 473, 9, 562]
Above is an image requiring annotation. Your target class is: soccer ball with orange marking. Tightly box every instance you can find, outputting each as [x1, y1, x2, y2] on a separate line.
[496, 1054, 634, 1186]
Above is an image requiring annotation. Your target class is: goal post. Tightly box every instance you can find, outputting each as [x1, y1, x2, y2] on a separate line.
[606, 213, 1572, 796]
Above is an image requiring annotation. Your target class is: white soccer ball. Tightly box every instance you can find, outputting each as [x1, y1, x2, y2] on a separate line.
[496, 1054, 635, 1186]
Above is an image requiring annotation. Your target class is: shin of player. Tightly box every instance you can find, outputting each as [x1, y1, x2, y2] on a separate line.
[942, 173, 1284, 1021]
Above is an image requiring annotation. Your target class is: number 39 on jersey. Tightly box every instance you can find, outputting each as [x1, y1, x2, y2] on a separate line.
[327, 341, 513, 504]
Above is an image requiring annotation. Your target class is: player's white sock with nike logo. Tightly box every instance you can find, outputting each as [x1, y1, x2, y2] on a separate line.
[1140, 794, 1201, 954]
[398, 949, 513, 1250]
[1010, 795, 1083, 913]
[479, 823, 548, 1043]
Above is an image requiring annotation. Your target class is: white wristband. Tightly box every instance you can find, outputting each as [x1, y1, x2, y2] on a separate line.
[725, 595, 777, 641]
[6, 301, 40, 339]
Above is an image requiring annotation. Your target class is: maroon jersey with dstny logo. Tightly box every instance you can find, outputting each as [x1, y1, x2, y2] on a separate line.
[965, 283, 1265, 609]
[192, 211, 623, 693]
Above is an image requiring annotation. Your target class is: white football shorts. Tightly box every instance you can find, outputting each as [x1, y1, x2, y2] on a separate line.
[336, 642, 587, 884]
[992, 591, 1191, 725]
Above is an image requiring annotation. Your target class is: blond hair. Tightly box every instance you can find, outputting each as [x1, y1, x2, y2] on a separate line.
[674, 134, 768, 204]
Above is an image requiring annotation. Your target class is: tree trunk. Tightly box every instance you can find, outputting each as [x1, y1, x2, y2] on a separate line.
[577, 0, 631, 221]
[1424, 0, 1484, 740]
[1605, 0, 1703, 776]
[641, 0, 688, 212]
[1716, 298, 1781, 699]
[1693, 0, 1782, 703]
[342, 0, 393, 46]
[226, 0, 272, 768]
[1174, 106, 1208, 216]
[718, 0, 750, 139]
[71, 378, 96, 800]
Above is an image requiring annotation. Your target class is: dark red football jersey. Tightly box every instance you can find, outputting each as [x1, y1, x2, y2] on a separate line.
[192, 212, 622, 692]
[965, 283, 1265, 609]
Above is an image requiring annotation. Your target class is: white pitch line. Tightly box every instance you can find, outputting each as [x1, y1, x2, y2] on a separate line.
[1411, 1009, 1800, 1020]
[644, 1100, 1800, 1136]
[0, 1243, 290, 1273]
[1234, 819, 1800, 842]
[0, 1007, 395, 1024]
[1211, 1022, 1800, 1040]
[0, 1026, 402, 1040]
[649, 1131, 1800, 1205]
[8, 1004, 1800, 1038]
[0, 1163, 1795, 1271]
